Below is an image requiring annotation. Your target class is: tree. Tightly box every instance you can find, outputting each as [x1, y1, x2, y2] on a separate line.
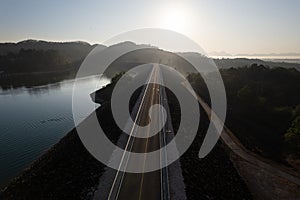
[284, 116, 300, 157]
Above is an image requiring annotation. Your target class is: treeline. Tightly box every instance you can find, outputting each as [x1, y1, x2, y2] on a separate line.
[0, 39, 105, 74]
[188, 64, 300, 165]
[0, 40, 99, 62]
[213, 58, 300, 71]
[0, 49, 72, 73]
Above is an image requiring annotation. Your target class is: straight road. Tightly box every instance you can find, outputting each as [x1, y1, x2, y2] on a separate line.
[108, 64, 169, 200]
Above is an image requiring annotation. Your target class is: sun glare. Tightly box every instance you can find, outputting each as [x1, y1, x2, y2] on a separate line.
[159, 4, 192, 34]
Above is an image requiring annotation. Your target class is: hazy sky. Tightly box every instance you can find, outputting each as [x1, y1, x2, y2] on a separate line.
[0, 0, 299, 54]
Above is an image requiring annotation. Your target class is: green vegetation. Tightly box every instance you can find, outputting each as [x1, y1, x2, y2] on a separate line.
[0, 49, 71, 73]
[284, 106, 300, 157]
[0, 40, 101, 74]
[0, 40, 98, 63]
[0, 40, 100, 89]
[188, 64, 300, 164]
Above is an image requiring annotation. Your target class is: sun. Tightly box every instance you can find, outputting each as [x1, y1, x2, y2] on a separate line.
[159, 4, 192, 34]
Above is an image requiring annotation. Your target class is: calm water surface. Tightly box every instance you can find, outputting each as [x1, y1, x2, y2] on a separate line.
[0, 75, 110, 187]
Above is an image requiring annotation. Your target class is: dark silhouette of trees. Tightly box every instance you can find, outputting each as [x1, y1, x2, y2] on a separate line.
[0, 49, 71, 73]
[284, 106, 300, 157]
[188, 64, 300, 163]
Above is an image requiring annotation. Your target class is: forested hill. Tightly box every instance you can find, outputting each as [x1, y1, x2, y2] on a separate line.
[0, 40, 299, 74]
[188, 65, 300, 167]
[214, 58, 300, 71]
[0, 40, 106, 73]
[0, 40, 106, 62]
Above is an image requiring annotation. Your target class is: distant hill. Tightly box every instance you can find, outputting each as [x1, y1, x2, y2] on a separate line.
[0, 40, 106, 62]
[0, 40, 299, 74]
[213, 58, 300, 71]
[209, 51, 232, 57]
[85, 42, 198, 78]
[208, 51, 300, 58]
[178, 52, 300, 72]
[177, 51, 300, 72]
[235, 52, 300, 57]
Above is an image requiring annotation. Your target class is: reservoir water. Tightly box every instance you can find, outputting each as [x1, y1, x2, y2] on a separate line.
[0, 75, 110, 187]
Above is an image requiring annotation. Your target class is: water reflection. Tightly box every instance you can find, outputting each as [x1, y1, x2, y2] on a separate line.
[0, 74, 110, 187]
[0, 70, 76, 91]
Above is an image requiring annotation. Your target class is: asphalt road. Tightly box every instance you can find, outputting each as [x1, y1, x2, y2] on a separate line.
[108, 64, 168, 200]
